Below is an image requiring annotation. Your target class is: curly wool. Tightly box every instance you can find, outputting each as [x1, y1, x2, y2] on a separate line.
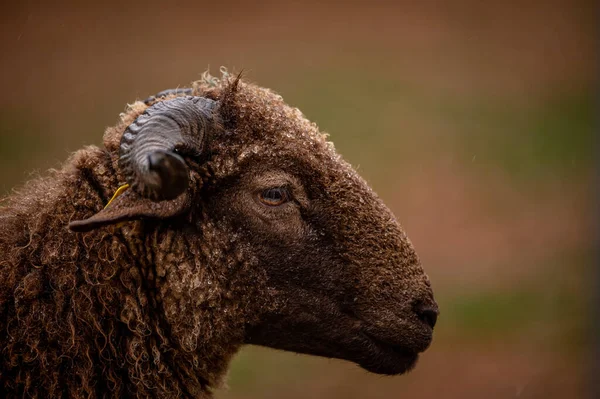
[1, 72, 435, 398]
[0, 76, 272, 398]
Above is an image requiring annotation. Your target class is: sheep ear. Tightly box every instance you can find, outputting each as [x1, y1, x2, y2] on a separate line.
[68, 186, 191, 232]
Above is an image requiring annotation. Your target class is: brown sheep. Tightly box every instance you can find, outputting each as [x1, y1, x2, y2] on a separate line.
[0, 71, 438, 398]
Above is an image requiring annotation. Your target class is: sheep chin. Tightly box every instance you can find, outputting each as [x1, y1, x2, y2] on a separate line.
[357, 332, 421, 375]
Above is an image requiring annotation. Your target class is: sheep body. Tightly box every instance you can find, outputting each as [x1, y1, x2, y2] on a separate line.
[0, 73, 437, 398]
[1, 147, 262, 397]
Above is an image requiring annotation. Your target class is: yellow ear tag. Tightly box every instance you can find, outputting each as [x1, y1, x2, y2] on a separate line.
[105, 184, 130, 209]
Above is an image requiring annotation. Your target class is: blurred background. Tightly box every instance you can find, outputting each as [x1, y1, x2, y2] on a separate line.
[0, 1, 596, 397]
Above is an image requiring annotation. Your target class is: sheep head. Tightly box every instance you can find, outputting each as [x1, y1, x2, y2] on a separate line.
[70, 74, 437, 376]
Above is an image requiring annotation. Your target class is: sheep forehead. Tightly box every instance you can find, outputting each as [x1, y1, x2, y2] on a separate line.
[212, 80, 341, 171]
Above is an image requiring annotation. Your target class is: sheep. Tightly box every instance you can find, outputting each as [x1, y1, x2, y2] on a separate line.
[0, 71, 438, 398]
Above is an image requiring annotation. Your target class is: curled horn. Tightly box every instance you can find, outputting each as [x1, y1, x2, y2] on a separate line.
[119, 96, 219, 201]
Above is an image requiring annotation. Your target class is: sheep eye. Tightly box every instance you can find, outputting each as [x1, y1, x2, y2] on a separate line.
[259, 187, 290, 206]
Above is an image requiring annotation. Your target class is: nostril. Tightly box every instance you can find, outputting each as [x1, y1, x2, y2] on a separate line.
[415, 305, 439, 329]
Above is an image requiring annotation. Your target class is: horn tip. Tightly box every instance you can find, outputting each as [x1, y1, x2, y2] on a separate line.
[146, 150, 189, 201]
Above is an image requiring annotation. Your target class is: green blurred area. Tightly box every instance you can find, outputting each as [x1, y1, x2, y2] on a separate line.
[0, 1, 594, 398]
[282, 70, 595, 183]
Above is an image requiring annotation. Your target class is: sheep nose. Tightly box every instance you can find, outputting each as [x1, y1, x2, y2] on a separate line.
[414, 303, 439, 329]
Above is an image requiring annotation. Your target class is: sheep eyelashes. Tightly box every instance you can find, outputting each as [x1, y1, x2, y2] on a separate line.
[1, 72, 438, 398]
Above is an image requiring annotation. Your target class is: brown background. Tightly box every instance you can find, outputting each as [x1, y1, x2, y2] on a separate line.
[0, 1, 596, 398]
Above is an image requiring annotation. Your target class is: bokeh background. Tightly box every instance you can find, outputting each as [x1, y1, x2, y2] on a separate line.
[0, 1, 596, 398]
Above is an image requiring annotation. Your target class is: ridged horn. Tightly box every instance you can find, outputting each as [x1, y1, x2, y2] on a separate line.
[119, 96, 218, 201]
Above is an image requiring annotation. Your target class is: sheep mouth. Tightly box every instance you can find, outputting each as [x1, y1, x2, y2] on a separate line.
[358, 332, 421, 375]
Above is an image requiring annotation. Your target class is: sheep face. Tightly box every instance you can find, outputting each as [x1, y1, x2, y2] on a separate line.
[73, 76, 438, 376]
[203, 79, 438, 375]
